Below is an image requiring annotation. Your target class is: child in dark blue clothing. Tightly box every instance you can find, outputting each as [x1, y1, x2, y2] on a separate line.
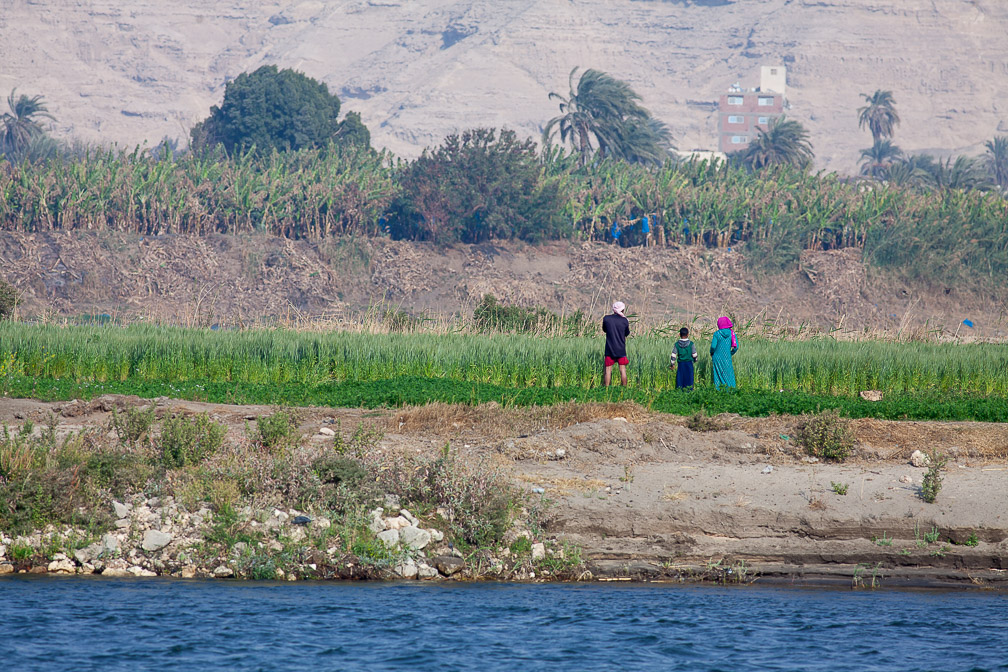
[670, 327, 698, 389]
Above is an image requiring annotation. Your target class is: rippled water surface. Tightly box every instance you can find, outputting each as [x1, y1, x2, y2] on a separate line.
[2, 577, 1006, 671]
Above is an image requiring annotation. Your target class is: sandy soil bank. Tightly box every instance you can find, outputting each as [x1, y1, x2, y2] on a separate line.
[2, 395, 1006, 589]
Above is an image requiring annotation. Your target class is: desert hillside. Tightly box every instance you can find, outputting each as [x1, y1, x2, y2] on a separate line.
[1, 0, 1005, 172]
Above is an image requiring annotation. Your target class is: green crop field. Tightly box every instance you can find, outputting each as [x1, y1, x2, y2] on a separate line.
[2, 322, 1008, 421]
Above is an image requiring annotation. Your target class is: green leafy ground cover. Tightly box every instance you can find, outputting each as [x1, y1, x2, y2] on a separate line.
[5, 373, 1008, 423]
[3, 322, 1008, 421]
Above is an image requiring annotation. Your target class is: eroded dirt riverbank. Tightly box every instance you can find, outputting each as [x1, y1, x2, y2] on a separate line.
[2, 395, 1006, 588]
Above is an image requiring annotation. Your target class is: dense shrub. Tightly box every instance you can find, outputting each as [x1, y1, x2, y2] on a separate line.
[312, 454, 367, 487]
[797, 409, 855, 461]
[920, 450, 947, 503]
[472, 294, 591, 335]
[251, 409, 299, 451]
[0, 277, 16, 320]
[159, 413, 225, 467]
[109, 405, 156, 450]
[387, 128, 564, 244]
[369, 445, 519, 547]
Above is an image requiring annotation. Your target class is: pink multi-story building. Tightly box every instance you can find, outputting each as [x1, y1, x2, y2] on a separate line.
[717, 66, 786, 154]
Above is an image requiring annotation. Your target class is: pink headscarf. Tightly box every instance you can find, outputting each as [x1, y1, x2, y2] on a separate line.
[612, 301, 626, 317]
[717, 316, 737, 348]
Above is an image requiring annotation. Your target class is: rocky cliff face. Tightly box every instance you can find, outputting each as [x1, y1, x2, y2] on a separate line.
[1, 0, 1005, 172]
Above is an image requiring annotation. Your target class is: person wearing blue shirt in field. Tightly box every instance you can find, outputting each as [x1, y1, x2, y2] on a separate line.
[669, 327, 698, 389]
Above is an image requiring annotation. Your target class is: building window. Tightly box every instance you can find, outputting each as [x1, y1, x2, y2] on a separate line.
[728, 115, 744, 124]
[758, 96, 774, 106]
[770, 68, 778, 75]
[758, 116, 769, 125]
[727, 96, 743, 105]
[731, 136, 748, 144]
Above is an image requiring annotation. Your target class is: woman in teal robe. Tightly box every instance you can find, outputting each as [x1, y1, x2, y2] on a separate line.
[711, 316, 738, 389]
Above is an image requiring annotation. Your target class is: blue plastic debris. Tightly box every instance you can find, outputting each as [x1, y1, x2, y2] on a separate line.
[963, 319, 974, 328]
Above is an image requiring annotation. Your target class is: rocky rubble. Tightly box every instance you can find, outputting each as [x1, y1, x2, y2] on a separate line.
[0, 494, 575, 582]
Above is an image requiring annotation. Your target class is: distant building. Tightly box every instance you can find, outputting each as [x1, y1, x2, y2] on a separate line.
[717, 65, 786, 154]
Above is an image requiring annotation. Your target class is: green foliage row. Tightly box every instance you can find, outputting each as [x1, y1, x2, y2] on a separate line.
[0, 143, 397, 239]
[4, 322, 1008, 397]
[5, 374, 1008, 424]
[2, 138, 1007, 284]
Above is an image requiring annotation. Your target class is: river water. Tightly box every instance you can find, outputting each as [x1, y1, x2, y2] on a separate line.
[2, 577, 1006, 671]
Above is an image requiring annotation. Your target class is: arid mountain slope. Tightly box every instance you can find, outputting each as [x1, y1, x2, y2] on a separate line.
[1, 0, 1006, 172]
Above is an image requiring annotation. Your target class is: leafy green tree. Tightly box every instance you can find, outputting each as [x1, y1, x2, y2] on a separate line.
[388, 128, 563, 244]
[191, 65, 369, 154]
[335, 111, 371, 148]
[859, 139, 903, 178]
[543, 67, 672, 165]
[2, 89, 55, 157]
[737, 116, 814, 170]
[984, 135, 1008, 190]
[858, 90, 900, 144]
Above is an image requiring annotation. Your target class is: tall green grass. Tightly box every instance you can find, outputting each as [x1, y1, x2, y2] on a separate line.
[3, 322, 1007, 397]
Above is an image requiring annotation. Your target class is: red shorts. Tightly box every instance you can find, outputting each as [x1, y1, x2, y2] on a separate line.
[605, 356, 629, 366]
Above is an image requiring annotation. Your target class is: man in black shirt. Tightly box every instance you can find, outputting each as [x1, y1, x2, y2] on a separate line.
[602, 301, 630, 386]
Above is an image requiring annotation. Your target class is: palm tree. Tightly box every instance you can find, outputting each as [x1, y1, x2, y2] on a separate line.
[2, 89, 55, 155]
[859, 139, 903, 179]
[927, 156, 993, 191]
[886, 155, 932, 189]
[984, 135, 1008, 190]
[738, 116, 814, 170]
[857, 90, 900, 144]
[543, 67, 671, 165]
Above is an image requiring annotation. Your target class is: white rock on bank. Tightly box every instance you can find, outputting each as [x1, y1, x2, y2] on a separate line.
[428, 529, 444, 543]
[400, 526, 431, 551]
[0, 544, 6, 559]
[74, 542, 103, 565]
[417, 563, 439, 579]
[318, 427, 336, 436]
[0, 563, 13, 575]
[399, 509, 419, 527]
[112, 501, 130, 519]
[531, 543, 546, 561]
[910, 450, 931, 467]
[141, 530, 173, 552]
[369, 509, 385, 535]
[48, 554, 76, 574]
[128, 566, 157, 577]
[102, 567, 131, 577]
[386, 516, 410, 530]
[213, 565, 234, 578]
[396, 559, 418, 579]
[377, 529, 400, 548]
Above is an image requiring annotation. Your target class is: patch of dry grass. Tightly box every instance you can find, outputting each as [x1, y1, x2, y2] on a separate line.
[517, 474, 607, 497]
[389, 400, 652, 440]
